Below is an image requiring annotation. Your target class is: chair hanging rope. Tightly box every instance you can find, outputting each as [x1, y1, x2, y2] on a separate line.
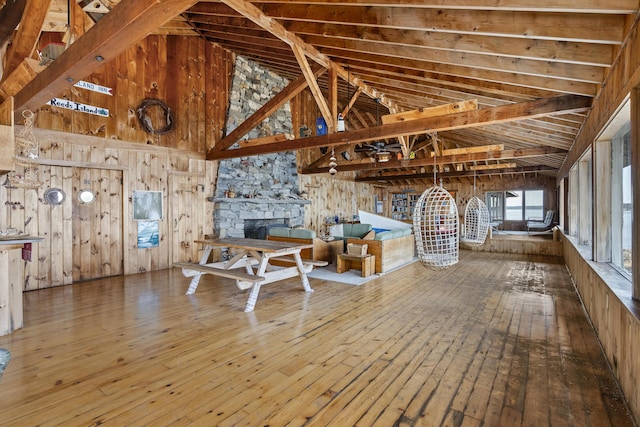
[412, 153, 459, 270]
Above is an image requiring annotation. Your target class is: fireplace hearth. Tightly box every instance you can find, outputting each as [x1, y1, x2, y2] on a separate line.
[210, 197, 310, 239]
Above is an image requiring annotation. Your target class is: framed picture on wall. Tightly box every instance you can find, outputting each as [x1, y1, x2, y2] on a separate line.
[137, 221, 159, 248]
[133, 191, 163, 220]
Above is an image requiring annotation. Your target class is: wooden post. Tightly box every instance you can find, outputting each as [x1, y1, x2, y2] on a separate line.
[0, 244, 24, 336]
[593, 140, 612, 262]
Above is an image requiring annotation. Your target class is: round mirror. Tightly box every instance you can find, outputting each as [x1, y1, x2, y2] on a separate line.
[77, 189, 96, 204]
[43, 188, 66, 205]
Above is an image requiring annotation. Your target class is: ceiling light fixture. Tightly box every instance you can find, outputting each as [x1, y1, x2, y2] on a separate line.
[377, 152, 391, 162]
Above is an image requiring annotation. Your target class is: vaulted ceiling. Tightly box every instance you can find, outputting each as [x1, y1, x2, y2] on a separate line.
[1, 0, 638, 184]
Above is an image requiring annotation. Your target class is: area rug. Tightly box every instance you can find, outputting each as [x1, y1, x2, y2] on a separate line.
[308, 258, 418, 286]
[307, 264, 379, 285]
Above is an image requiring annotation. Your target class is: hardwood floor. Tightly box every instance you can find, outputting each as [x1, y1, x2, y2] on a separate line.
[0, 250, 634, 426]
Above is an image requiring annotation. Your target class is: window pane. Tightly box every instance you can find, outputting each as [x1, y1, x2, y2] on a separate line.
[505, 190, 523, 220]
[622, 131, 632, 275]
[486, 192, 504, 221]
[525, 190, 544, 220]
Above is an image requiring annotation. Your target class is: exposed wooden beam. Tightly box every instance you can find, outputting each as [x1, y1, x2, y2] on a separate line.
[238, 133, 294, 148]
[469, 162, 518, 170]
[11, 0, 199, 116]
[355, 165, 557, 182]
[209, 95, 591, 160]
[0, 0, 27, 49]
[303, 147, 566, 174]
[218, 0, 397, 109]
[292, 44, 333, 131]
[2, 0, 52, 80]
[383, 100, 479, 125]
[431, 144, 505, 157]
[210, 65, 326, 154]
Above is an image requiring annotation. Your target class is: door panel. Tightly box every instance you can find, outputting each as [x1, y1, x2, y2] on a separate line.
[72, 168, 123, 281]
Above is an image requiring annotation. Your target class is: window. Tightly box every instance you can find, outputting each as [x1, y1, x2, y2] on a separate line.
[486, 192, 503, 221]
[487, 190, 544, 222]
[612, 123, 632, 276]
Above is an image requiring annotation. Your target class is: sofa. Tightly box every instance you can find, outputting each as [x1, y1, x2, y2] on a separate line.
[347, 227, 415, 274]
[328, 223, 374, 245]
[266, 227, 333, 263]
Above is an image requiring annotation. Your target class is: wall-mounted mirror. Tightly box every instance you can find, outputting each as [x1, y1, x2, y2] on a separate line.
[43, 188, 66, 205]
[77, 189, 96, 204]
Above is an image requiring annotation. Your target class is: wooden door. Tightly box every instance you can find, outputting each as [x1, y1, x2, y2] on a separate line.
[72, 167, 124, 282]
[169, 172, 209, 264]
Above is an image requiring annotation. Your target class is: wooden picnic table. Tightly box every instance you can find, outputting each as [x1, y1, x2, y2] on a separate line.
[175, 237, 318, 312]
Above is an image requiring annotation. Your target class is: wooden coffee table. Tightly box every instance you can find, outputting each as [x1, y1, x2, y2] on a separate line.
[336, 254, 375, 277]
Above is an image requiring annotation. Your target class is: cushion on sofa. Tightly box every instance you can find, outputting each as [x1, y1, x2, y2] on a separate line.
[268, 227, 316, 239]
[342, 223, 372, 238]
[290, 228, 316, 239]
[374, 228, 412, 240]
[268, 227, 291, 238]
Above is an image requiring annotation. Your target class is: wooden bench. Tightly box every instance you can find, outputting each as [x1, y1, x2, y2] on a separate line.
[174, 262, 265, 284]
[336, 254, 375, 277]
[269, 257, 329, 268]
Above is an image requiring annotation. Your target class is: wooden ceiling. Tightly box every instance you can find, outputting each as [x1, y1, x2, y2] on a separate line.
[2, 0, 639, 184]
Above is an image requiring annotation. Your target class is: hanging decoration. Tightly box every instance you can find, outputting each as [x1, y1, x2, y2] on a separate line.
[329, 148, 337, 176]
[412, 153, 459, 269]
[9, 110, 43, 189]
[136, 98, 174, 135]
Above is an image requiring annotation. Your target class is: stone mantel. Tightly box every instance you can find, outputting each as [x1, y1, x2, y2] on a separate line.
[212, 198, 309, 238]
[208, 197, 310, 205]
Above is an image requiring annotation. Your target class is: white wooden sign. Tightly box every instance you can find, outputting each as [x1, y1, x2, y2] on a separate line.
[47, 98, 109, 117]
[74, 80, 113, 96]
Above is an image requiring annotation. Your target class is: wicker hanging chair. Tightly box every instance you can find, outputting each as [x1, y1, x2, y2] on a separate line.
[412, 185, 459, 270]
[460, 196, 490, 246]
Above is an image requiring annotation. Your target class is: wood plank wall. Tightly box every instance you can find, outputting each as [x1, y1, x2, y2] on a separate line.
[32, 35, 233, 153]
[0, 35, 233, 290]
[563, 236, 640, 421]
[0, 128, 216, 290]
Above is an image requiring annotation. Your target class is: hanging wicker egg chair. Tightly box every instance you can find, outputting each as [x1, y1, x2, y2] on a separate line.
[412, 185, 459, 270]
[460, 196, 490, 246]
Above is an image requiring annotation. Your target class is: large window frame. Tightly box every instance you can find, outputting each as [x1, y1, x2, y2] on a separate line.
[611, 122, 632, 277]
[486, 190, 545, 223]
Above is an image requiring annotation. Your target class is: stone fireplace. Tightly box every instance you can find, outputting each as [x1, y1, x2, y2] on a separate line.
[211, 56, 310, 239]
[211, 198, 310, 239]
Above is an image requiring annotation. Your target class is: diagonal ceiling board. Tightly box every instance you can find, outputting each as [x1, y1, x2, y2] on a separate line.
[12, 0, 200, 116]
[292, 44, 334, 130]
[256, 5, 626, 44]
[340, 60, 561, 101]
[285, 22, 614, 67]
[317, 47, 598, 97]
[307, 36, 606, 84]
[252, 0, 638, 14]
[217, 0, 397, 109]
